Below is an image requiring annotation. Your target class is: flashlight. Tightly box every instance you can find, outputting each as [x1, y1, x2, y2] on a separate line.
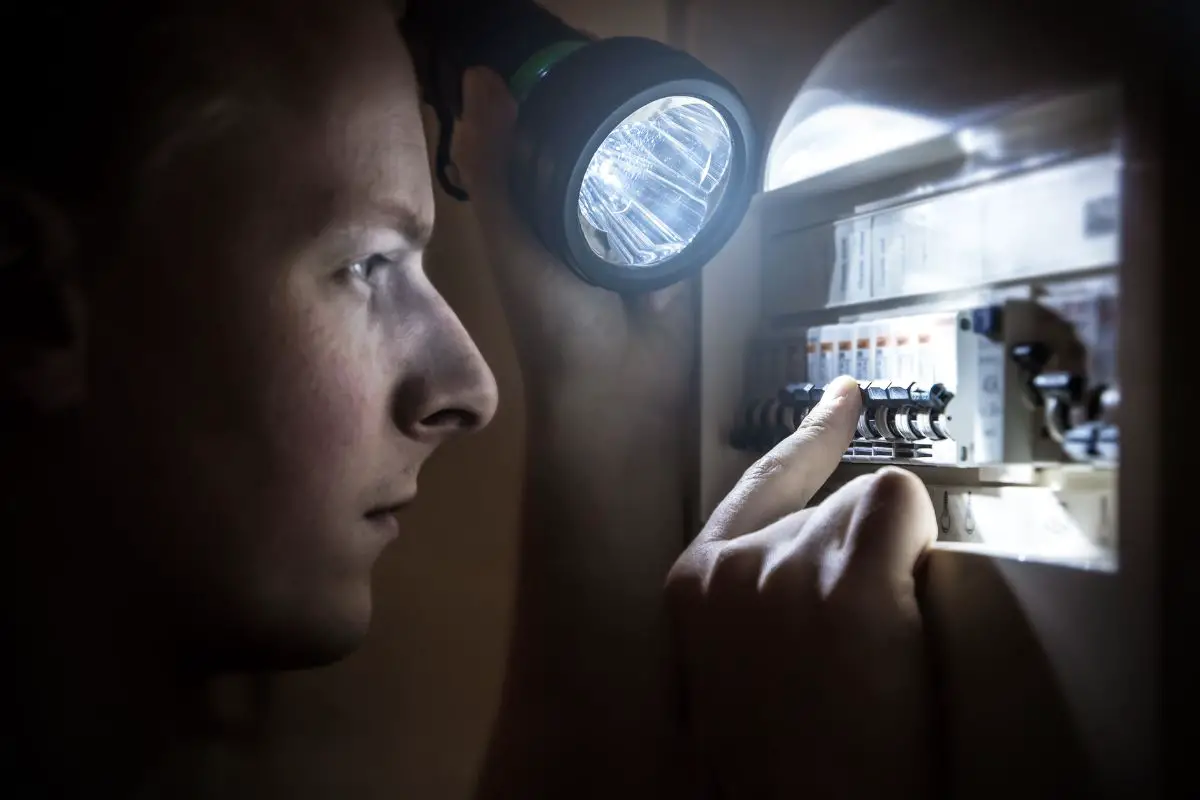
[400, 0, 757, 293]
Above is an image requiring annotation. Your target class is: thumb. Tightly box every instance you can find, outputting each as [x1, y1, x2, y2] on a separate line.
[841, 466, 939, 580]
[704, 375, 861, 542]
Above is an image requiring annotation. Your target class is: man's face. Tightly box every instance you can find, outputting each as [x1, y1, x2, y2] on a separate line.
[76, 2, 497, 668]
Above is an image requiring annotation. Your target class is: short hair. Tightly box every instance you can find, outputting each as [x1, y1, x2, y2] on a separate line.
[0, 0, 398, 221]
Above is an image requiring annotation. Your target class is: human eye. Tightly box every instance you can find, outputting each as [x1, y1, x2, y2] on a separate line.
[342, 251, 401, 287]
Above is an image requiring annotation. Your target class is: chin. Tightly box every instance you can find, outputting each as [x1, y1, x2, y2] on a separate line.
[271, 629, 371, 671]
[275, 618, 373, 671]
[289, 588, 376, 669]
[207, 582, 376, 672]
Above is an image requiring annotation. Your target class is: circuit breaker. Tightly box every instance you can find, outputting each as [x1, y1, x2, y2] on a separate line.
[733, 295, 1117, 467]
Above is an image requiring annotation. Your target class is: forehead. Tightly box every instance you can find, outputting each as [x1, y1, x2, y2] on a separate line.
[304, 11, 435, 237]
[315, 74, 434, 241]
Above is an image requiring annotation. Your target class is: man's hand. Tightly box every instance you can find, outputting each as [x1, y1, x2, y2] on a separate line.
[667, 376, 938, 799]
[451, 67, 692, 405]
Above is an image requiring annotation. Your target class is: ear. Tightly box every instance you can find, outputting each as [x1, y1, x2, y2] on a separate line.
[0, 188, 88, 413]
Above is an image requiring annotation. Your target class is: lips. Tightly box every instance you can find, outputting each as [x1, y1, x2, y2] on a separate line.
[366, 500, 412, 518]
[364, 497, 414, 536]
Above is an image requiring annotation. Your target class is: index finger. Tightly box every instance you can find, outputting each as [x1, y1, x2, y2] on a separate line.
[701, 375, 862, 544]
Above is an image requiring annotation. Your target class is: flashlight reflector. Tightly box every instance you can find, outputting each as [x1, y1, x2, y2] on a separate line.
[578, 96, 734, 269]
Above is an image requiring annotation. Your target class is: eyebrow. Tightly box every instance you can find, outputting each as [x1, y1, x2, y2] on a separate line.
[380, 200, 434, 249]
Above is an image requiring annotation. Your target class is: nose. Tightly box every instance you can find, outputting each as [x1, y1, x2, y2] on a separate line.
[392, 298, 498, 446]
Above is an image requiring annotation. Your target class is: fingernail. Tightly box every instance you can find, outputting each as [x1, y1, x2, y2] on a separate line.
[820, 375, 861, 408]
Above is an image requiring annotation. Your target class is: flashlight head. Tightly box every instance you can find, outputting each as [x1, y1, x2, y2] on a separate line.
[510, 37, 756, 293]
[402, 1, 757, 294]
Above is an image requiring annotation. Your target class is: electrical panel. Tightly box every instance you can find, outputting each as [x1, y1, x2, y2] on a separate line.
[707, 86, 1121, 570]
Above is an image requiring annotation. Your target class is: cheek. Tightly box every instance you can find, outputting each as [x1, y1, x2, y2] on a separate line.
[90, 258, 392, 540]
[258, 299, 388, 483]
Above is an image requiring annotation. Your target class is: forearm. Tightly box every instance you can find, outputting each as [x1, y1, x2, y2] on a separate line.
[477, 386, 692, 798]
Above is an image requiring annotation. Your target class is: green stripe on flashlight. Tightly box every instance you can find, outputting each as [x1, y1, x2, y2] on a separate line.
[508, 40, 588, 103]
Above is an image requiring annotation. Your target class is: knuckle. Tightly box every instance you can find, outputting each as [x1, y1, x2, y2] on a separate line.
[666, 542, 762, 619]
[756, 555, 806, 603]
[872, 465, 925, 496]
[744, 452, 786, 485]
[856, 467, 926, 518]
[796, 402, 837, 434]
[707, 543, 753, 589]
[854, 465, 916, 515]
[839, 467, 937, 568]
[666, 549, 704, 590]
[665, 558, 705, 612]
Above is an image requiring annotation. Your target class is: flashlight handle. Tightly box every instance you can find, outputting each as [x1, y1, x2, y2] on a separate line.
[400, 0, 590, 201]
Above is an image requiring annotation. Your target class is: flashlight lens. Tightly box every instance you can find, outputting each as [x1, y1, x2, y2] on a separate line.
[577, 96, 734, 269]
